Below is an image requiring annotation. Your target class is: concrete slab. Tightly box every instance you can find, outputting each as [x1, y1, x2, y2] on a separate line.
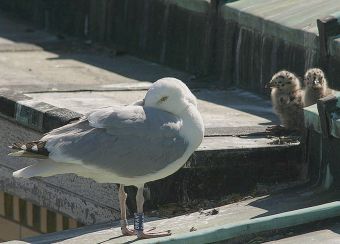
[221, 0, 340, 50]
[15, 187, 340, 244]
[26, 88, 278, 130]
[0, 51, 192, 93]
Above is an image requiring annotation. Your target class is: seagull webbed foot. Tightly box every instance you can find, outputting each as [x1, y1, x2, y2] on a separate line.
[137, 229, 171, 239]
[121, 226, 135, 236]
[121, 226, 159, 236]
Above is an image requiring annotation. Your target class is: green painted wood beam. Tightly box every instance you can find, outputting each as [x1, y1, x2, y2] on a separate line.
[140, 201, 340, 244]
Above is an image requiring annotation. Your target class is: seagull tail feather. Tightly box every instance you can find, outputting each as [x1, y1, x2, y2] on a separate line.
[8, 140, 49, 158]
[8, 150, 48, 159]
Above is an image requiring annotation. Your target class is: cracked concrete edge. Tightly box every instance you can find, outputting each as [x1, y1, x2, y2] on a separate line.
[0, 164, 120, 224]
[0, 88, 301, 155]
[0, 89, 82, 133]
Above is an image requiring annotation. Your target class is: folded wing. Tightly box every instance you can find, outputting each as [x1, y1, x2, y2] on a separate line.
[41, 106, 188, 178]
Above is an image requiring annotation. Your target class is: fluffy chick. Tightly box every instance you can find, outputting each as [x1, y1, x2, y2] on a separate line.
[267, 70, 305, 131]
[303, 68, 334, 107]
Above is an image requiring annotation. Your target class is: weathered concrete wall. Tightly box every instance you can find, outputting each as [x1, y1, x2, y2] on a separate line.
[216, 0, 340, 93]
[215, 20, 319, 93]
[0, 0, 215, 78]
[2, 0, 340, 93]
[144, 144, 302, 210]
[107, 0, 215, 76]
[0, 117, 120, 225]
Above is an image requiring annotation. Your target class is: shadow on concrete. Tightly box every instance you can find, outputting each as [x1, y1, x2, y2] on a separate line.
[0, 10, 280, 127]
[0, 10, 191, 83]
[193, 88, 279, 124]
[45, 53, 191, 84]
[249, 186, 340, 219]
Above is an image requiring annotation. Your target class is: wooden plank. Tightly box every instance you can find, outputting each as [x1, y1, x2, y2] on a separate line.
[68, 218, 78, 229]
[56, 213, 63, 232]
[26, 202, 33, 227]
[12, 195, 20, 222]
[40, 207, 47, 233]
[0, 192, 4, 216]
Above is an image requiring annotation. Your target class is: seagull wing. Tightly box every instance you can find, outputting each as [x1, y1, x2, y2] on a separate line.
[30, 106, 188, 178]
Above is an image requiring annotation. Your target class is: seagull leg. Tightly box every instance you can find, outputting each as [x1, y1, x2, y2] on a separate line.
[135, 185, 171, 239]
[119, 184, 135, 236]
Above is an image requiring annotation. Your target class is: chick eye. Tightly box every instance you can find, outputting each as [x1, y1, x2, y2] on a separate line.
[158, 96, 168, 103]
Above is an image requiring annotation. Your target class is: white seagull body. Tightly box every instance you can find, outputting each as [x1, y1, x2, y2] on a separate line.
[10, 77, 204, 239]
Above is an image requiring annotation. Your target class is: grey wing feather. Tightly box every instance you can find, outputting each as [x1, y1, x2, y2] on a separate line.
[44, 106, 188, 177]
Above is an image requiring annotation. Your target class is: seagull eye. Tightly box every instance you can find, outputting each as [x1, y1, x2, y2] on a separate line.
[158, 96, 168, 103]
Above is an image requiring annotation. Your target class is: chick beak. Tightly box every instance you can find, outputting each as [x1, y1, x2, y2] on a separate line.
[265, 82, 275, 89]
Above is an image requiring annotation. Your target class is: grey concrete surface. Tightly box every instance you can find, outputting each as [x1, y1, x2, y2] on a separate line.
[0, 51, 191, 93]
[9, 187, 339, 244]
[221, 0, 340, 50]
[0, 11, 191, 93]
[26, 88, 278, 129]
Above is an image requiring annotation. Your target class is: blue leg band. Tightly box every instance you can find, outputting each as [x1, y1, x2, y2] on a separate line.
[134, 213, 144, 231]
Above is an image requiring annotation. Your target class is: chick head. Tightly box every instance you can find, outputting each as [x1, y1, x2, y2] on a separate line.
[304, 68, 326, 90]
[267, 70, 301, 92]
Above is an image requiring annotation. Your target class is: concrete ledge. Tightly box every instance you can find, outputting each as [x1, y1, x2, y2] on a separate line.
[220, 1, 319, 50]
[0, 87, 302, 206]
[14, 189, 340, 244]
[0, 165, 119, 225]
[0, 89, 81, 132]
[304, 94, 340, 187]
[304, 93, 340, 137]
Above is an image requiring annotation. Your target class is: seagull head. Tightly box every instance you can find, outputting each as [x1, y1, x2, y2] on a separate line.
[266, 70, 301, 92]
[304, 68, 326, 89]
[144, 77, 197, 115]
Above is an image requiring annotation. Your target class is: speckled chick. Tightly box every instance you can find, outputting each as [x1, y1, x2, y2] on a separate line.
[303, 68, 334, 107]
[267, 70, 305, 131]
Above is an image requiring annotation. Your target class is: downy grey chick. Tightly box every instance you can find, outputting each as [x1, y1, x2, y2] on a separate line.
[267, 70, 305, 131]
[303, 68, 334, 107]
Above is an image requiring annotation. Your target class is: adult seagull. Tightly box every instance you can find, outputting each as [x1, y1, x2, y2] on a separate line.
[9, 78, 204, 239]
